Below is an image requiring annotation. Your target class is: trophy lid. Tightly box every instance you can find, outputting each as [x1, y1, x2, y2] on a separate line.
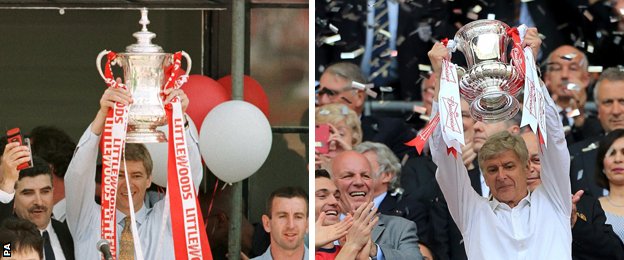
[125, 8, 164, 53]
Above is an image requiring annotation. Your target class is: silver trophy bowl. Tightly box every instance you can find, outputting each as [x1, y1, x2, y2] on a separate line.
[455, 19, 523, 123]
[96, 8, 191, 143]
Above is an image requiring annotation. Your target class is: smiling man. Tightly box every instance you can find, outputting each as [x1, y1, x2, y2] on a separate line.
[64, 86, 202, 259]
[0, 151, 74, 260]
[428, 29, 573, 259]
[330, 150, 423, 259]
[253, 186, 309, 260]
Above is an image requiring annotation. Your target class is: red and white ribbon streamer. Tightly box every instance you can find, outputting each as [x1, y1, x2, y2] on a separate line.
[166, 99, 212, 259]
[516, 25, 548, 146]
[164, 52, 212, 259]
[438, 59, 464, 156]
[99, 51, 128, 259]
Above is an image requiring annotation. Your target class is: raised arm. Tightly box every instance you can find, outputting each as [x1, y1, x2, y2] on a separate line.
[65, 86, 132, 239]
[428, 42, 482, 232]
[539, 79, 573, 217]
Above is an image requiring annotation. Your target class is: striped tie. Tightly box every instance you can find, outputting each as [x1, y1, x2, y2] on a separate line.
[119, 217, 134, 260]
[369, 0, 392, 86]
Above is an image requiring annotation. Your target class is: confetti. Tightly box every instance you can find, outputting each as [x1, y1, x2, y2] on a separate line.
[323, 34, 342, 45]
[583, 10, 594, 22]
[614, 36, 622, 45]
[487, 13, 496, 20]
[329, 23, 339, 33]
[561, 53, 577, 60]
[588, 66, 603, 73]
[340, 47, 365, 59]
[567, 83, 580, 91]
[418, 64, 432, 72]
[587, 44, 594, 53]
[467, 12, 479, 20]
[352, 81, 378, 98]
[379, 86, 393, 92]
[472, 5, 482, 13]
[378, 29, 392, 39]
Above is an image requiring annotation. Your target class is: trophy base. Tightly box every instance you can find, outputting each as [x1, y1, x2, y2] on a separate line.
[126, 130, 167, 143]
[470, 90, 520, 123]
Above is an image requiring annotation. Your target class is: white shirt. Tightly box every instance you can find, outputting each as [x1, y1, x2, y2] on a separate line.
[64, 125, 203, 259]
[41, 221, 67, 260]
[53, 198, 66, 223]
[430, 84, 572, 260]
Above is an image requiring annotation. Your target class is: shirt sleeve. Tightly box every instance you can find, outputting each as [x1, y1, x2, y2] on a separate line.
[430, 101, 483, 233]
[538, 82, 573, 217]
[0, 189, 14, 204]
[64, 125, 101, 240]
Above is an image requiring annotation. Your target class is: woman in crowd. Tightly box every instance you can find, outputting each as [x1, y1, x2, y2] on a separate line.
[596, 129, 624, 241]
[315, 103, 362, 169]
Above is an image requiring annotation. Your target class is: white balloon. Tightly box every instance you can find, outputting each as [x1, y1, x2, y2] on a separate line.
[199, 100, 272, 183]
[144, 115, 200, 187]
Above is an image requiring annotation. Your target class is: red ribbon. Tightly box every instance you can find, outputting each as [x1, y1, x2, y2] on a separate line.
[405, 114, 440, 155]
[506, 27, 526, 79]
[164, 53, 212, 259]
[99, 51, 128, 259]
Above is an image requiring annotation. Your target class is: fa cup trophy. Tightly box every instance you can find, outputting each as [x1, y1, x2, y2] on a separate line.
[96, 8, 191, 143]
[454, 19, 524, 122]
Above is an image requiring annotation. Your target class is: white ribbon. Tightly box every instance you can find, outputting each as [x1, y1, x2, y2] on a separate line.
[518, 24, 548, 147]
[439, 59, 464, 154]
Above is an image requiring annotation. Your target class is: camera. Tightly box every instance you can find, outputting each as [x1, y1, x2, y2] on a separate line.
[6, 128, 33, 171]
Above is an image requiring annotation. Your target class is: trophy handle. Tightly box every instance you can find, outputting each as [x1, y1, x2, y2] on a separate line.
[96, 50, 111, 81]
[181, 51, 192, 77]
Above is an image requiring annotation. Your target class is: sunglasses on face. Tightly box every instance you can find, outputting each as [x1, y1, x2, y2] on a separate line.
[316, 85, 354, 97]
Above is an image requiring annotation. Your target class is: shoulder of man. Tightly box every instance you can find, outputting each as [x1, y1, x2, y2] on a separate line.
[569, 134, 602, 158]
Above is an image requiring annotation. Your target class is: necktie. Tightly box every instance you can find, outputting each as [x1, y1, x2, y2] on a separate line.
[369, 0, 392, 86]
[560, 110, 570, 127]
[119, 217, 134, 260]
[42, 230, 55, 260]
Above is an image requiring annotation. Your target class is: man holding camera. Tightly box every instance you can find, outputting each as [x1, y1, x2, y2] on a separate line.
[0, 141, 75, 260]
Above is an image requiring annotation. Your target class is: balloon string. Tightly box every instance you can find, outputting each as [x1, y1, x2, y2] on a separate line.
[207, 178, 219, 217]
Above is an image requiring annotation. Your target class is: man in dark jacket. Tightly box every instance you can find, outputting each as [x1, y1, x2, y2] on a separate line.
[1, 142, 74, 260]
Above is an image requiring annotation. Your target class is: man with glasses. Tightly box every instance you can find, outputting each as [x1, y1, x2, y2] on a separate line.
[317, 62, 417, 160]
[543, 45, 602, 144]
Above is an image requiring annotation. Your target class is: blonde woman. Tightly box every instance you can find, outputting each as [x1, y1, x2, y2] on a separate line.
[315, 103, 363, 169]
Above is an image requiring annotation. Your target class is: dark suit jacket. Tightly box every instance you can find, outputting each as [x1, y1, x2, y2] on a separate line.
[361, 115, 417, 160]
[378, 191, 431, 245]
[572, 194, 624, 260]
[569, 135, 605, 197]
[0, 199, 75, 260]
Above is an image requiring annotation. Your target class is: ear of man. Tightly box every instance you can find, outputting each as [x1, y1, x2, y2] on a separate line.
[261, 214, 271, 233]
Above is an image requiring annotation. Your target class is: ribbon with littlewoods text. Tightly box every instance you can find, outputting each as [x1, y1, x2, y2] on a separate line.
[164, 52, 212, 259]
[99, 51, 128, 259]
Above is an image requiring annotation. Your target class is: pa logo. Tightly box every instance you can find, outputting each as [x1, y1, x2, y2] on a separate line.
[2, 242, 10, 257]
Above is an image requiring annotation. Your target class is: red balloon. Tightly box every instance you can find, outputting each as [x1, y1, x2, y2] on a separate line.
[181, 75, 230, 130]
[217, 75, 270, 118]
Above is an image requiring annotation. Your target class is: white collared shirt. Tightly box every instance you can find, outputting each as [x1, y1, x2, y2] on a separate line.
[41, 221, 67, 260]
[430, 83, 572, 260]
[53, 198, 66, 223]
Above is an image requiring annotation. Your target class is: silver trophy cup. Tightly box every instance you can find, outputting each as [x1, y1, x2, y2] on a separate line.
[96, 8, 191, 143]
[455, 20, 523, 123]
